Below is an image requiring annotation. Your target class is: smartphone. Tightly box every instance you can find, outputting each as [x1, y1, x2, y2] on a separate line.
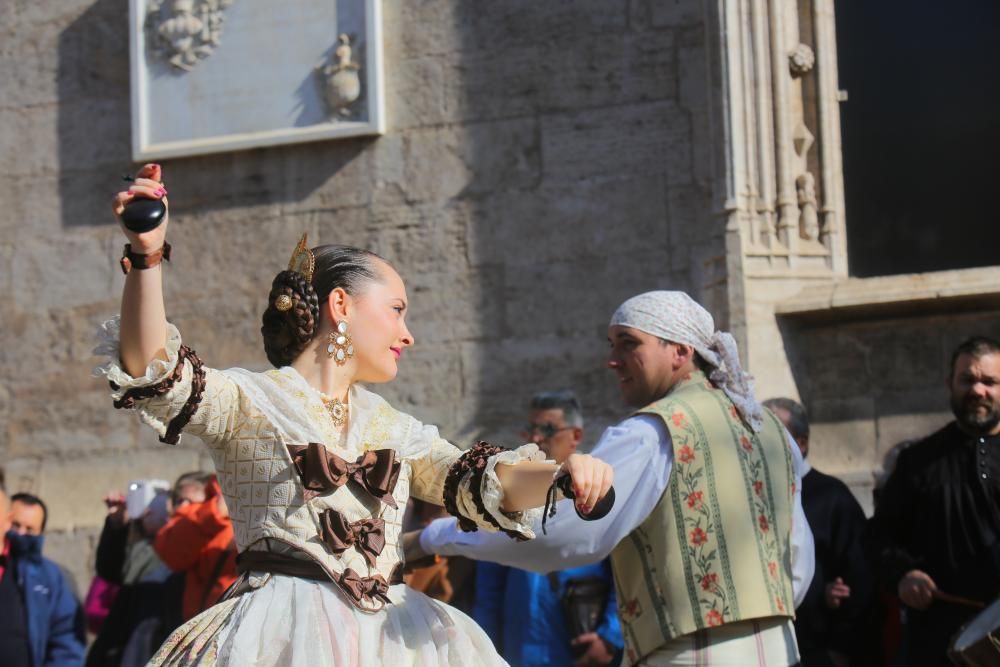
[125, 479, 170, 518]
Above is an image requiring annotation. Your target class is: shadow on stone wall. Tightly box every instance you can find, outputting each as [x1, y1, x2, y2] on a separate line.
[443, 1, 711, 447]
[57, 0, 369, 229]
[778, 304, 1000, 471]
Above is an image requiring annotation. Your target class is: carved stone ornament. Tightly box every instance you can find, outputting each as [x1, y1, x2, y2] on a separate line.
[788, 43, 815, 77]
[796, 172, 820, 241]
[145, 0, 236, 72]
[318, 34, 362, 117]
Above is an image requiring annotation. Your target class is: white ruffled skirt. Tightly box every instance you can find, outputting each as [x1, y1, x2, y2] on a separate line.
[150, 575, 506, 666]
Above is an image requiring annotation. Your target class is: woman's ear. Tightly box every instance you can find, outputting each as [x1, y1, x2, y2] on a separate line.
[325, 287, 350, 324]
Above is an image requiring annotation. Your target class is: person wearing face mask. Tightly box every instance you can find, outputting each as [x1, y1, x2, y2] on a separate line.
[413, 291, 815, 666]
[95, 166, 613, 666]
[866, 336, 1000, 666]
[0, 485, 85, 667]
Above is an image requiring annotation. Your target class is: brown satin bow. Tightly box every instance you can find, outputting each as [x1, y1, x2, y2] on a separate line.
[320, 509, 386, 568]
[339, 568, 392, 605]
[287, 443, 400, 507]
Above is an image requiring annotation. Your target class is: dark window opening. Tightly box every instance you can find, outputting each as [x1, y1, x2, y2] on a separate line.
[836, 0, 1000, 277]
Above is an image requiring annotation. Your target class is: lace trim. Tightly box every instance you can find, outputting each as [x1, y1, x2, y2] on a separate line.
[480, 443, 545, 539]
[161, 348, 206, 445]
[112, 345, 193, 407]
[93, 316, 183, 391]
[442, 442, 543, 541]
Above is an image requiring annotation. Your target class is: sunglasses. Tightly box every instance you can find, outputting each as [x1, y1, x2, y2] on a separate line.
[522, 423, 575, 439]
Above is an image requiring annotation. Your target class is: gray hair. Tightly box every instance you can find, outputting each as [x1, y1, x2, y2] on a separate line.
[530, 390, 584, 428]
[762, 397, 810, 442]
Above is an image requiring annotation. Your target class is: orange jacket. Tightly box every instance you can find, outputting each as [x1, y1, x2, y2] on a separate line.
[154, 477, 236, 620]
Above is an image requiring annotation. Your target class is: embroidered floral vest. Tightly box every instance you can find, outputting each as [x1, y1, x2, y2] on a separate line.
[609, 372, 795, 665]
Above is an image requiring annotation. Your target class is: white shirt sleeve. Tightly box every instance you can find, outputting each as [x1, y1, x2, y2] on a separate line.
[419, 414, 817, 603]
[419, 414, 672, 573]
[786, 428, 816, 608]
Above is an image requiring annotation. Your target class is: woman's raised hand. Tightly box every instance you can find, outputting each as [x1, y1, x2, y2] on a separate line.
[112, 163, 169, 253]
[560, 454, 614, 515]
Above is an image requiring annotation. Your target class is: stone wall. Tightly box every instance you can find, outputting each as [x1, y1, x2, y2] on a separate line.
[774, 270, 1000, 513]
[0, 0, 720, 590]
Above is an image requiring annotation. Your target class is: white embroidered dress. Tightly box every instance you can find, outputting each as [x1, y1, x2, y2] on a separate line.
[95, 318, 543, 666]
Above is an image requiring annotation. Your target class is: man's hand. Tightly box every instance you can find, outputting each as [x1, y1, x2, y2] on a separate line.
[571, 633, 616, 667]
[898, 569, 937, 610]
[825, 576, 851, 609]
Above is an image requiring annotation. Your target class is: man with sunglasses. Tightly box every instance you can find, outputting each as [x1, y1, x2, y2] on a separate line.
[472, 391, 623, 667]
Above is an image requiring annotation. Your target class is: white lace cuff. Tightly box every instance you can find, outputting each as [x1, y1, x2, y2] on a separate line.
[458, 443, 548, 540]
[92, 316, 191, 441]
[93, 316, 184, 391]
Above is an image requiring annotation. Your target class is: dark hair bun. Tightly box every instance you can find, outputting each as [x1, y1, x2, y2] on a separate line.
[260, 270, 320, 367]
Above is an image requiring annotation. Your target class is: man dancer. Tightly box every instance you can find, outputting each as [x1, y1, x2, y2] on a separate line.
[412, 291, 813, 665]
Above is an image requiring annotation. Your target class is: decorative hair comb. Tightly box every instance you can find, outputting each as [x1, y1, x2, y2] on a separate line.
[287, 233, 315, 283]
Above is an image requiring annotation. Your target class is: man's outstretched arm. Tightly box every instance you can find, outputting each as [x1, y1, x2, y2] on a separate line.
[413, 415, 671, 573]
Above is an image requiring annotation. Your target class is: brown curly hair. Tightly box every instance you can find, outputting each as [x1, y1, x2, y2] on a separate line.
[260, 245, 385, 367]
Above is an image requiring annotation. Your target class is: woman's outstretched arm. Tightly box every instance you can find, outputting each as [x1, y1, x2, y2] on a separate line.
[496, 454, 613, 515]
[113, 164, 170, 377]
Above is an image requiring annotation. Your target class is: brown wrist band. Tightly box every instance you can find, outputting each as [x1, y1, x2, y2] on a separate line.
[120, 242, 171, 275]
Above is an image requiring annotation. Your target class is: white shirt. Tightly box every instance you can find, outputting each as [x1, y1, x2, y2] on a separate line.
[421, 414, 816, 608]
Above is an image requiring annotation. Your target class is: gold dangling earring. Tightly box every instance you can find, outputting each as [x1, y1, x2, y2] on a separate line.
[327, 320, 354, 366]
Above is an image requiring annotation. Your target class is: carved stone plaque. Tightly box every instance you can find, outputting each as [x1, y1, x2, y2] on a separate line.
[129, 0, 384, 160]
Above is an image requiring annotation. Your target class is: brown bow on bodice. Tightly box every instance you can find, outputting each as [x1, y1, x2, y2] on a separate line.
[287, 443, 400, 507]
[339, 568, 392, 605]
[320, 509, 386, 568]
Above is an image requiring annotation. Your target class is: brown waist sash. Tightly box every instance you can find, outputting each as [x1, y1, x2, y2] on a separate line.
[236, 550, 330, 581]
[235, 550, 404, 607]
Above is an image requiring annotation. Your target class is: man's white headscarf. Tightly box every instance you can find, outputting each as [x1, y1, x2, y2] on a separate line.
[609, 290, 764, 432]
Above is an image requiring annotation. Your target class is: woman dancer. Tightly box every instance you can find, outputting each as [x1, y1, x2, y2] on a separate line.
[96, 165, 612, 666]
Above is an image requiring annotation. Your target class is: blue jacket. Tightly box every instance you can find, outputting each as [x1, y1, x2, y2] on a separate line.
[473, 559, 623, 667]
[8, 532, 86, 667]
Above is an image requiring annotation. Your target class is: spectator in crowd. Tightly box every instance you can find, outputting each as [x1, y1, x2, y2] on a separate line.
[764, 398, 873, 667]
[153, 473, 237, 621]
[86, 484, 172, 667]
[10, 493, 48, 537]
[168, 471, 210, 513]
[9, 493, 85, 609]
[867, 336, 1000, 665]
[473, 391, 623, 667]
[0, 484, 86, 667]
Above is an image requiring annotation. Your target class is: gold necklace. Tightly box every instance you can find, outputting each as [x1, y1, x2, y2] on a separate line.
[320, 394, 349, 428]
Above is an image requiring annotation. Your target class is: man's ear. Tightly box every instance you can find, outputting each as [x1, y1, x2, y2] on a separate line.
[673, 343, 696, 371]
[570, 427, 584, 447]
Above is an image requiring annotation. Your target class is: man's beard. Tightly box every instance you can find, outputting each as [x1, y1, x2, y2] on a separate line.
[951, 393, 1000, 435]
